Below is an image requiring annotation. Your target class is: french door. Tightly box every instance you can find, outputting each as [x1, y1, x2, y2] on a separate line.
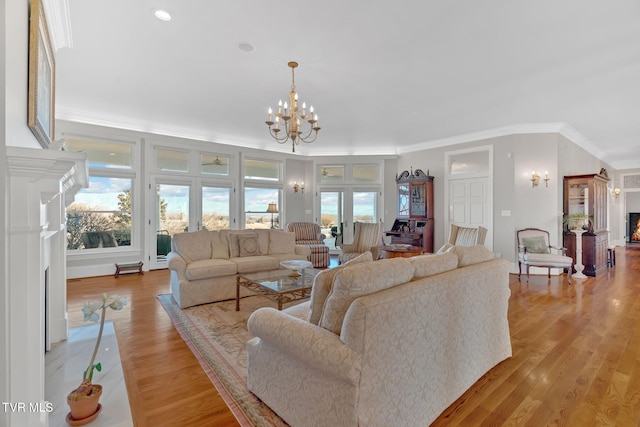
[149, 176, 232, 269]
[318, 189, 379, 253]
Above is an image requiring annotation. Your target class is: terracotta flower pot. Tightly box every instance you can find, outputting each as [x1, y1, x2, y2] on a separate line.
[67, 383, 102, 422]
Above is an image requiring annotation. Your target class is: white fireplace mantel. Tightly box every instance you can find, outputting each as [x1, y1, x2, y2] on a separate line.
[5, 146, 87, 427]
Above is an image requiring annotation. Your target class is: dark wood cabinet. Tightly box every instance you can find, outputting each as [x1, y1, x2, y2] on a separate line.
[386, 169, 434, 253]
[563, 173, 610, 276]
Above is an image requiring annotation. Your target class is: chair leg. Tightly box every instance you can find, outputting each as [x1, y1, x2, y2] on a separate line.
[518, 261, 521, 279]
[526, 265, 530, 282]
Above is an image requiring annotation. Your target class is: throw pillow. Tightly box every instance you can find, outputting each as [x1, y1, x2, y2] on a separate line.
[522, 236, 549, 254]
[210, 231, 229, 259]
[239, 234, 261, 257]
[452, 245, 495, 267]
[308, 251, 373, 325]
[319, 257, 415, 335]
[268, 231, 296, 254]
[227, 231, 257, 257]
[410, 252, 459, 279]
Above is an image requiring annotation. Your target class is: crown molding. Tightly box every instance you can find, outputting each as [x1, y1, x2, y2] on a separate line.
[42, 0, 73, 51]
[56, 108, 623, 166]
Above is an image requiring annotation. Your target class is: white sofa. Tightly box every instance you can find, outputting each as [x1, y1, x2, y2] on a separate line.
[246, 246, 512, 427]
[168, 229, 311, 308]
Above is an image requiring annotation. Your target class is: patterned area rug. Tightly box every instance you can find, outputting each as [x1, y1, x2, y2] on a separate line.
[157, 294, 290, 427]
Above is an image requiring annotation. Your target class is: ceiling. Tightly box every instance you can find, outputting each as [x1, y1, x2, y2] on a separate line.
[54, 0, 640, 169]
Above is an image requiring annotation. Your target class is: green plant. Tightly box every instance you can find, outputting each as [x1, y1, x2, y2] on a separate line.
[563, 213, 591, 230]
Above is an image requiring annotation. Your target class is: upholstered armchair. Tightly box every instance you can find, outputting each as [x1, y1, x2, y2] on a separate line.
[286, 222, 324, 244]
[448, 224, 488, 246]
[338, 221, 384, 264]
[286, 222, 329, 268]
[517, 228, 573, 283]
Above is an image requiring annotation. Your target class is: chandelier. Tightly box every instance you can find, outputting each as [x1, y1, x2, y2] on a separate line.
[265, 61, 320, 152]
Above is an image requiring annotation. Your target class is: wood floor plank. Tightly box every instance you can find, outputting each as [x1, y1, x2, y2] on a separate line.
[66, 248, 640, 426]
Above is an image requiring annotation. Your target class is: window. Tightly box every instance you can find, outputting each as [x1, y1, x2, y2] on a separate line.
[245, 187, 281, 229]
[67, 139, 132, 169]
[67, 176, 133, 250]
[201, 153, 229, 176]
[320, 165, 345, 183]
[353, 164, 378, 183]
[156, 148, 188, 172]
[66, 138, 136, 251]
[245, 158, 280, 181]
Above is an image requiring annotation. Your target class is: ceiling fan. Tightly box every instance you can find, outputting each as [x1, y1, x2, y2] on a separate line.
[322, 167, 338, 177]
[202, 156, 225, 166]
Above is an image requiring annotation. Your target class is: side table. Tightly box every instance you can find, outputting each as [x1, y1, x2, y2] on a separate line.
[380, 245, 426, 259]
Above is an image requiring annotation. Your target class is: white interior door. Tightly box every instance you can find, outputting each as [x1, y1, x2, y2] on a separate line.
[448, 177, 491, 250]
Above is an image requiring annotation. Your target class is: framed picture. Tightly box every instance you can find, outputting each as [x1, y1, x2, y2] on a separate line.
[28, 0, 55, 148]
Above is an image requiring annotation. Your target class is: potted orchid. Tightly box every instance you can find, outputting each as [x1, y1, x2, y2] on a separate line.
[66, 293, 127, 423]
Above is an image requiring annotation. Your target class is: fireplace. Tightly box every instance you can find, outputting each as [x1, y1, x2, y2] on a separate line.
[5, 146, 88, 426]
[630, 213, 640, 243]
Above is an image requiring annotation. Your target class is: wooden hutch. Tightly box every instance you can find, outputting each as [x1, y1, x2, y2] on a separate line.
[563, 171, 610, 276]
[385, 168, 434, 253]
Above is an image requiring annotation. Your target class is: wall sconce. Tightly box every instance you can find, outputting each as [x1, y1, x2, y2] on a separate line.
[611, 188, 621, 198]
[292, 181, 305, 193]
[531, 170, 550, 188]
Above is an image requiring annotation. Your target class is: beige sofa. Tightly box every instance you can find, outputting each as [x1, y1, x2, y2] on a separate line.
[168, 229, 311, 308]
[247, 246, 512, 427]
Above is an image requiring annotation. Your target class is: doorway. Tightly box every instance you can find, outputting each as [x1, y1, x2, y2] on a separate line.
[444, 146, 493, 251]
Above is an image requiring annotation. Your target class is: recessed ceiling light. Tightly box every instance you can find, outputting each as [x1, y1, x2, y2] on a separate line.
[238, 42, 255, 53]
[154, 9, 172, 21]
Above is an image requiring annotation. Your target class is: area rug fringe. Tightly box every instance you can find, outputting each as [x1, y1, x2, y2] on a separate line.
[157, 294, 288, 427]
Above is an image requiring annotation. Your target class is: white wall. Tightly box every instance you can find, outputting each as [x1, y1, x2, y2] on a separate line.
[394, 132, 615, 270]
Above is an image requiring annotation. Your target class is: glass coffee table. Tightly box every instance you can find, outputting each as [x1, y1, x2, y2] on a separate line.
[236, 264, 321, 311]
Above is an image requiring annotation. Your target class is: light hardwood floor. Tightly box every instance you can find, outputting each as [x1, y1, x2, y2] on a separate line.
[67, 247, 640, 426]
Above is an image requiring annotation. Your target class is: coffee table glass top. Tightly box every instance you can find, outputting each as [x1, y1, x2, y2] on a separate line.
[239, 267, 320, 293]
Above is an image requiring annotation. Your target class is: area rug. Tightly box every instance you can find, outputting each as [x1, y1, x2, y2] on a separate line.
[157, 294, 291, 427]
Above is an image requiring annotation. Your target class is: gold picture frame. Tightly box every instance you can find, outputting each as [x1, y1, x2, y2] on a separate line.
[28, 0, 55, 148]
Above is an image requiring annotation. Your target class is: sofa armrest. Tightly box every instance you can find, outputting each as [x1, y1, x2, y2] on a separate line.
[294, 245, 312, 257]
[247, 308, 360, 383]
[167, 251, 186, 272]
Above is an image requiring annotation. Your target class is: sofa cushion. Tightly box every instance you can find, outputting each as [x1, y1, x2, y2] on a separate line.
[254, 229, 271, 255]
[185, 258, 237, 281]
[210, 231, 229, 259]
[226, 230, 258, 257]
[233, 256, 280, 274]
[320, 257, 415, 334]
[173, 229, 212, 263]
[268, 231, 296, 254]
[452, 245, 494, 267]
[409, 252, 459, 279]
[239, 234, 262, 257]
[308, 251, 373, 325]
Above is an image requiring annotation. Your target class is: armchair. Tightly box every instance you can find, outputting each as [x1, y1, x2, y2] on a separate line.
[286, 222, 329, 268]
[338, 221, 384, 264]
[448, 224, 488, 246]
[517, 228, 573, 283]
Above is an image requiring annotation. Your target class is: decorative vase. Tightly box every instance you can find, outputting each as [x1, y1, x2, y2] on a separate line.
[67, 383, 102, 425]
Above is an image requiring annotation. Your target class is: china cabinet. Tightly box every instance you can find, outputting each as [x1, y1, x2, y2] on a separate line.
[385, 168, 434, 253]
[563, 172, 610, 277]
